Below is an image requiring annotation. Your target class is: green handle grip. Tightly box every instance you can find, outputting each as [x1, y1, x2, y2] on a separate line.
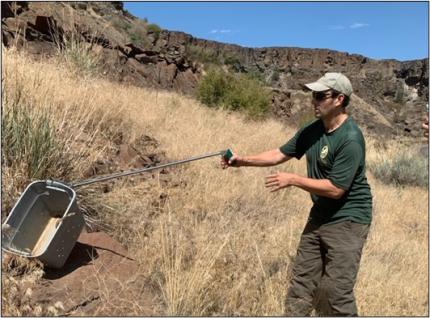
[223, 149, 234, 162]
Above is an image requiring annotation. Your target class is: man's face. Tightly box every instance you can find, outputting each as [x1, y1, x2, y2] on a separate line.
[312, 90, 343, 119]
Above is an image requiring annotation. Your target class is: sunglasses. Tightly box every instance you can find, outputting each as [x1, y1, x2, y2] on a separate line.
[312, 91, 337, 101]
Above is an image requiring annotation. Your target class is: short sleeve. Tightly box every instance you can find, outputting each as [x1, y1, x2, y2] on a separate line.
[328, 141, 362, 190]
[279, 130, 305, 159]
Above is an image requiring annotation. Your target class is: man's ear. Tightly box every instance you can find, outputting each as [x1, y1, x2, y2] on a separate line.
[336, 94, 345, 107]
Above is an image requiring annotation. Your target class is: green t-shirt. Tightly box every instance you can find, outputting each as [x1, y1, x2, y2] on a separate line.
[279, 117, 372, 225]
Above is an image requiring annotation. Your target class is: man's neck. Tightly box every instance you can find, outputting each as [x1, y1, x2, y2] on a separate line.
[322, 112, 348, 133]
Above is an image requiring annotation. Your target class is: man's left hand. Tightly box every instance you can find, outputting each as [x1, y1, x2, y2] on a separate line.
[265, 172, 297, 192]
[422, 114, 429, 138]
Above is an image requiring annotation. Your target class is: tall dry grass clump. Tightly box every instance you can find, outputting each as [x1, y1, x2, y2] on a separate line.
[53, 26, 104, 79]
[1, 44, 428, 316]
[54, 29, 103, 78]
[1, 48, 127, 217]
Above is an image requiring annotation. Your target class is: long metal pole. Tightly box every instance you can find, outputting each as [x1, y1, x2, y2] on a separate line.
[71, 150, 227, 188]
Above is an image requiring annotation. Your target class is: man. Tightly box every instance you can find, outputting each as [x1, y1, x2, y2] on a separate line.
[222, 72, 372, 316]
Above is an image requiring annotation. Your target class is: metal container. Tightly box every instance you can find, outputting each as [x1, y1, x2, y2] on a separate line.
[2, 180, 85, 268]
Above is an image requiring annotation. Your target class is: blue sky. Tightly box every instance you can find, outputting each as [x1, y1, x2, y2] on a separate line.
[124, 2, 428, 61]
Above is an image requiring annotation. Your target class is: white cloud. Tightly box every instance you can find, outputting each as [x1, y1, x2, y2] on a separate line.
[329, 23, 370, 31]
[210, 29, 233, 34]
[349, 22, 370, 29]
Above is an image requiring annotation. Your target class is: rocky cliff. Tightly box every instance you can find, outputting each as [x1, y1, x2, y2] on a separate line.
[2, 1, 428, 137]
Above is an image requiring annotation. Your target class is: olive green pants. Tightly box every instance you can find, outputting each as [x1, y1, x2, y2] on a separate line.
[285, 220, 370, 316]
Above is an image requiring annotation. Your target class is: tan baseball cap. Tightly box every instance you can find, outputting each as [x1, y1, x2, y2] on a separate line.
[305, 72, 353, 97]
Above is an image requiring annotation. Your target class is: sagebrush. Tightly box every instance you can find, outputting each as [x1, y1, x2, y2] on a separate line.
[369, 149, 428, 187]
[197, 68, 271, 119]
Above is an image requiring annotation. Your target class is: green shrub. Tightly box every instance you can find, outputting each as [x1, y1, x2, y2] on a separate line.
[147, 23, 162, 41]
[121, 20, 151, 48]
[186, 45, 220, 65]
[196, 68, 229, 106]
[197, 68, 271, 119]
[369, 152, 428, 187]
[223, 53, 241, 66]
[129, 31, 151, 48]
[270, 68, 280, 83]
[246, 67, 265, 83]
[111, 16, 131, 32]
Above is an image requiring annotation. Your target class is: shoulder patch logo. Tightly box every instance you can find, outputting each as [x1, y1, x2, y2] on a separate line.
[320, 145, 329, 159]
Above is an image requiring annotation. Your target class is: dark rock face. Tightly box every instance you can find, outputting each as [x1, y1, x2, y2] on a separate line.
[173, 34, 428, 136]
[2, 1, 428, 137]
[1, 1, 29, 19]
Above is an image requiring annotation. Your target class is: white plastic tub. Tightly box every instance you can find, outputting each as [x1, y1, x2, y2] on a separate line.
[2, 180, 85, 268]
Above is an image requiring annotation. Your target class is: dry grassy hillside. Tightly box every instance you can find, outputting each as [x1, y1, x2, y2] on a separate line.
[1, 48, 428, 316]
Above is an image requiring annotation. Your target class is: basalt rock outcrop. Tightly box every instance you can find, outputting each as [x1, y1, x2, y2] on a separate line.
[1, 2, 201, 94]
[2, 1, 428, 137]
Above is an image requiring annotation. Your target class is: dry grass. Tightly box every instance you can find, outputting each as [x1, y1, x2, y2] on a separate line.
[1, 48, 428, 316]
[1, 47, 129, 214]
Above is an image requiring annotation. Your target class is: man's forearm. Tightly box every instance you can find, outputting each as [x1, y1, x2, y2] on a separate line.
[238, 149, 290, 167]
[291, 174, 344, 199]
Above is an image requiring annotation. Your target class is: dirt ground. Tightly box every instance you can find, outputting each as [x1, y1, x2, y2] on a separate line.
[24, 230, 159, 316]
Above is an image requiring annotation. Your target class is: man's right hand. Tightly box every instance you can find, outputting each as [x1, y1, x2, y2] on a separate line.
[221, 150, 240, 169]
